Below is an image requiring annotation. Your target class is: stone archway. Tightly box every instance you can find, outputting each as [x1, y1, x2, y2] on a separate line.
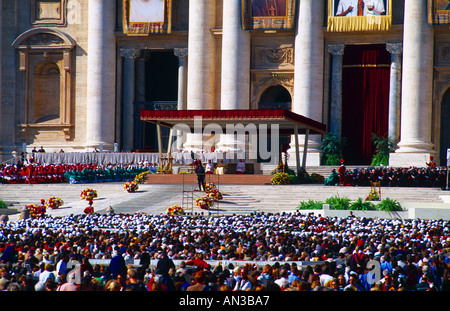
[257, 85, 292, 163]
[258, 85, 292, 110]
[12, 28, 76, 142]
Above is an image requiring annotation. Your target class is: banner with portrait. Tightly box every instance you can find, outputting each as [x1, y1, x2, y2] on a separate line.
[428, 0, 450, 24]
[241, 0, 296, 30]
[327, 0, 392, 32]
[123, 0, 172, 34]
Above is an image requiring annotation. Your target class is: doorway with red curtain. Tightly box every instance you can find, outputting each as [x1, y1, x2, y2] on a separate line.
[341, 44, 391, 165]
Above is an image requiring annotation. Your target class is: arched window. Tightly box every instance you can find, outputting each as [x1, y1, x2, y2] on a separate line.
[258, 85, 292, 110]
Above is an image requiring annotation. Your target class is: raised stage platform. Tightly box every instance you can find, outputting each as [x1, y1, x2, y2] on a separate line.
[144, 173, 273, 185]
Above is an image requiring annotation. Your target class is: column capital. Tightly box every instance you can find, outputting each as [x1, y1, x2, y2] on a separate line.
[119, 48, 141, 60]
[386, 42, 403, 55]
[174, 48, 188, 59]
[327, 44, 345, 55]
[137, 50, 151, 62]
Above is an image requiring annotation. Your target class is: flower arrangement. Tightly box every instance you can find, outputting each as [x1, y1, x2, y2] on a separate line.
[134, 171, 150, 184]
[84, 200, 94, 215]
[80, 188, 98, 201]
[45, 196, 64, 209]
[123, 181, 138, 193]
[195, 196, 213, 210]
[365, 189, 380, 201]
[271, 172, 290, 185]
[207, 188, 223, 201]
[205, 182, 216, 192]
[156, 166, 173, 174]
[166, 204, 184, 216]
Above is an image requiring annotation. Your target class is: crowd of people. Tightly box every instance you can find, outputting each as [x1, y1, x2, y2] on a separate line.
[0, 211, 449, 291]
[325, 166, 448, 188]
[0, 162, 154, 185]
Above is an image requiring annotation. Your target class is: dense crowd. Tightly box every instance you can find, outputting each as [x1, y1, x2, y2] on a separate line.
[0, 211, 449, 291]
[325, 166, 448, 188]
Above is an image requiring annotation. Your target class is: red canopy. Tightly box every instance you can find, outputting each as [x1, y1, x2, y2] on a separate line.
[140, 109, 326, 135]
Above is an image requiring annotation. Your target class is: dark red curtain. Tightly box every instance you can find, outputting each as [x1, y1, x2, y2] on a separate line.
[342, 45, 390, 165]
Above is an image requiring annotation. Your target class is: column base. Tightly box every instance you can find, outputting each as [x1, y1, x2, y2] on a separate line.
[287, 152, 321, 167]
[389, 152, 435, 168]
[85, 141, 115, 152]
[182, 133, 206, 152]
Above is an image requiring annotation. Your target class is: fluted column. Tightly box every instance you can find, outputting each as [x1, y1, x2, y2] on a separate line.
[328, 44, 345, 139]
[391, 0, 435, 166]
[120, 49, 140, 152]
[386, 43, 403, 145]
[86, 0, 116, 150]
[291, 0, 325, 166]
[220, 0, 250, 110]
[187, 0, 216, 110]
[217, 0, 251, 153]
[174, 48, 188, 110]
[185, 0, 216, 151]
[135, 52, 149, 103]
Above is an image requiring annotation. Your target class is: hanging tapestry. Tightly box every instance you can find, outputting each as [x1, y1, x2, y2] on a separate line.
[123, 0, 172, 34]
[327, 0, 392, 32]
[428, 0, 450, 24]
[241, 0, 296, 30]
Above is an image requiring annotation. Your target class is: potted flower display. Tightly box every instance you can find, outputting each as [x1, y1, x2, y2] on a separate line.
[45, 196, 64, 209]
[195, 196, 212, 210]
[123, 181, 138, 193]
[166, 204, 184, 216]
[80, 188, 98, 201]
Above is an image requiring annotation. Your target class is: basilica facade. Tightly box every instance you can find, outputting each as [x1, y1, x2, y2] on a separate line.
[1, 0, 450, 167]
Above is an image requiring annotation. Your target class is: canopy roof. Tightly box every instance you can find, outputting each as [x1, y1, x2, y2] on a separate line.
[140, 109, 326, 135]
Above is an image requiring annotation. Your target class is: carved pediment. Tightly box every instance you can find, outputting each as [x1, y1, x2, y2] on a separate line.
[22, 33, 65, 46]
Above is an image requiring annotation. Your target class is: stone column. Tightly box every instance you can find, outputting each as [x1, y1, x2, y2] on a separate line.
[174, 48, 188, 110]
[120, 49, 140, 152]
[174, 48, 188, 151]
[386, 42, 403, 145]
[291, 0, 325, 167]
[185, 0, 216, 151]
[187, 0, 216, 110]
[220, 0, 250, 110]
[217, 0, 251, 154]
[86, 0, 116, 150]
[391, 0, 435, 166]
[135, 52, 149, 103]
[327, 44, 345, 139]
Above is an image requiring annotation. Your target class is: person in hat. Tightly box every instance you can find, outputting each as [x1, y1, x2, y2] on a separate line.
[37, 199, 46, 218]
[338, 159, 346, 186]
[426, 156, 436, 170]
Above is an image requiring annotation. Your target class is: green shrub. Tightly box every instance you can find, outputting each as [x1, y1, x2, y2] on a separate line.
[325, 194, 351, 210]
[377, 197, 402, 211]
[0, 200, 7, 209]
[320, 133, 347, 165]
[349, 198, 376, 210]
[297, 200, 323, 210]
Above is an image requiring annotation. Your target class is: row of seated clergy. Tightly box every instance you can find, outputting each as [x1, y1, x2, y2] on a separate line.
[205, 159, 247, 175]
